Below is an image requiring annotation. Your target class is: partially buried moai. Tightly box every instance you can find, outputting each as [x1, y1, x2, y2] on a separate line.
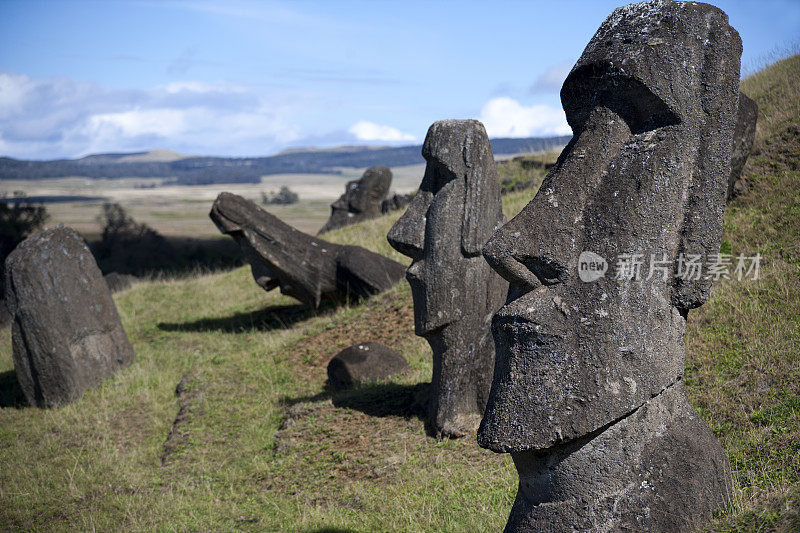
[5, 225, 135, 407]
[478, 1, 740, 531]
[318, 165, 393, 234]
[388, 120, 508, 438]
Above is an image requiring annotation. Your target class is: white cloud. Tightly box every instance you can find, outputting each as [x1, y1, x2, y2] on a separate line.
[163, 81, 245, 94]
[348, 120, 415, 143]
[479, 97, 571, 138]
[0, 71, 308, 159]
[87, 108, 189, 138]
[530, 60, 573, 94]
[0, 73, 33, 117]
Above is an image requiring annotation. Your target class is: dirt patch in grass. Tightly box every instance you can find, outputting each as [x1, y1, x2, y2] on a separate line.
[161, 371, 205, 466]
[267, 288, 473, 502]
[281, 292, 417, 388]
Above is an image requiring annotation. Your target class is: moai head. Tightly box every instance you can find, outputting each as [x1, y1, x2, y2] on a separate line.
[348, 166, 392, 214]
[211, 192, 405, 309]
[388, 119, 507, 437]
[478, 0, 742, 453]
[388, 120, 504, 336]
[320, 166, 393, 234]
[211, 192, 338, 307]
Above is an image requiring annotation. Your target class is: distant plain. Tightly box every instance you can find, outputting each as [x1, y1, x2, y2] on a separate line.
[0, 163, 426, 237]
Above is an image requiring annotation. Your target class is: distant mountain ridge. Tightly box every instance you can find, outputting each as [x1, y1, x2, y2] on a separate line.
[73, 149, 189, 165]
[0, 136, 571, 185]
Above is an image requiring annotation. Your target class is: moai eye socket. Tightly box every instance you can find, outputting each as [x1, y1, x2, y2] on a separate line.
[562, 63, 681, 135]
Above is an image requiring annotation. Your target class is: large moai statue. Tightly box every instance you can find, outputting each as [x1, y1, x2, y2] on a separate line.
[388, 120, 508, 437]
[5, 225, 135, 407]
[477, 1, 740, 530]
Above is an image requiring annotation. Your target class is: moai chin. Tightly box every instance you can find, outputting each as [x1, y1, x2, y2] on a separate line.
[388, 119, 508, 438]
[478, 1, 740, 530]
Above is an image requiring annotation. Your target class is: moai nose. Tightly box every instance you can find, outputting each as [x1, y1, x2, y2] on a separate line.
[482, 225, 544, 294]
[387, 190, 431, 260]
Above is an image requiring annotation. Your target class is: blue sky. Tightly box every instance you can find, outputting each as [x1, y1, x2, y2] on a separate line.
[1, 0, 798, 160]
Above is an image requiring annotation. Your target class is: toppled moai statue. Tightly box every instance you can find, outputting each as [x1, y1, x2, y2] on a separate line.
[327, 342, 410, 389]
[388, 120, 508, 437]
[318, 166, 392, 234]
[727, 92, 758, 201]
[5, 225, 135, 407]
[478, 1, 739, 530]
[210, 192, 405, 309]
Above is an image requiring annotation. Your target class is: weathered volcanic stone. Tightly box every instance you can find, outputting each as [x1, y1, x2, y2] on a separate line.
[210, 192, 405, 308]
[478, 1, 739, 530]
[104, 272, 137, 293]
[327, 342, 409, 388]
[319, 166, 392, 233]
[727, 92, 758, 201]
[5, 225, 135, 407]
[388, 119, 508, 438]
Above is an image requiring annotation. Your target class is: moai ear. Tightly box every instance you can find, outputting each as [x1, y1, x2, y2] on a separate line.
[461, 123, 501, 257]
[671, 22, 742, 313]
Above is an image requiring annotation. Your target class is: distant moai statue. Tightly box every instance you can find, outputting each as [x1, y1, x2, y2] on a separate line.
[388, 120, 508, 437]
[478, 1, 740, 530]
[319, 166, 393, 234]
[727, 92, 758, 201]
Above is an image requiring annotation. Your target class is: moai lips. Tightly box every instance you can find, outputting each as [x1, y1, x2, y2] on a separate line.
[478, 1, 740, 530]
[388, 120, 508, 437]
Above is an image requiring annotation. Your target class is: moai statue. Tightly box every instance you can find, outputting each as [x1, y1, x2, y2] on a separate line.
[727, 92, 758, 201]
[388, 120, 508, 437]
[319, 166, 393, 233]
[5, 225, 135, 407]
[211, 193, 405, 309]
[477, 1, 740, 530]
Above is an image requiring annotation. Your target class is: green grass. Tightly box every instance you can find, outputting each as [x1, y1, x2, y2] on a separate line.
[686, 53, 800, 532]
[1, 56, 799, 532]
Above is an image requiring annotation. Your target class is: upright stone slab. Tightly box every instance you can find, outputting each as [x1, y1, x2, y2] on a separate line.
[5, 225, 135, 407]
[319, 165, 392, 234]
[210, 193, 405, 309]
[727, 92, 758, 201]
[388, 120, 508, 437]
[478, 1, 739, 530]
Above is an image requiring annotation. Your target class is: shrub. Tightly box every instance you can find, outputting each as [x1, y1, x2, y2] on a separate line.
[92, 203, 179, 276]
[262, 186, 299, 205]
[0, 198, 49, 290]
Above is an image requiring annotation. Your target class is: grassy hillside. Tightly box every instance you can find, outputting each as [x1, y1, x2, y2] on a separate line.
[688, 53, 800, 532]
[1, 55, 798, 532]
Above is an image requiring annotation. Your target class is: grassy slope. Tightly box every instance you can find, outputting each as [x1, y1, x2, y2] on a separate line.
[0, 56, 798, 532]
[689, 53, 800, 532]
